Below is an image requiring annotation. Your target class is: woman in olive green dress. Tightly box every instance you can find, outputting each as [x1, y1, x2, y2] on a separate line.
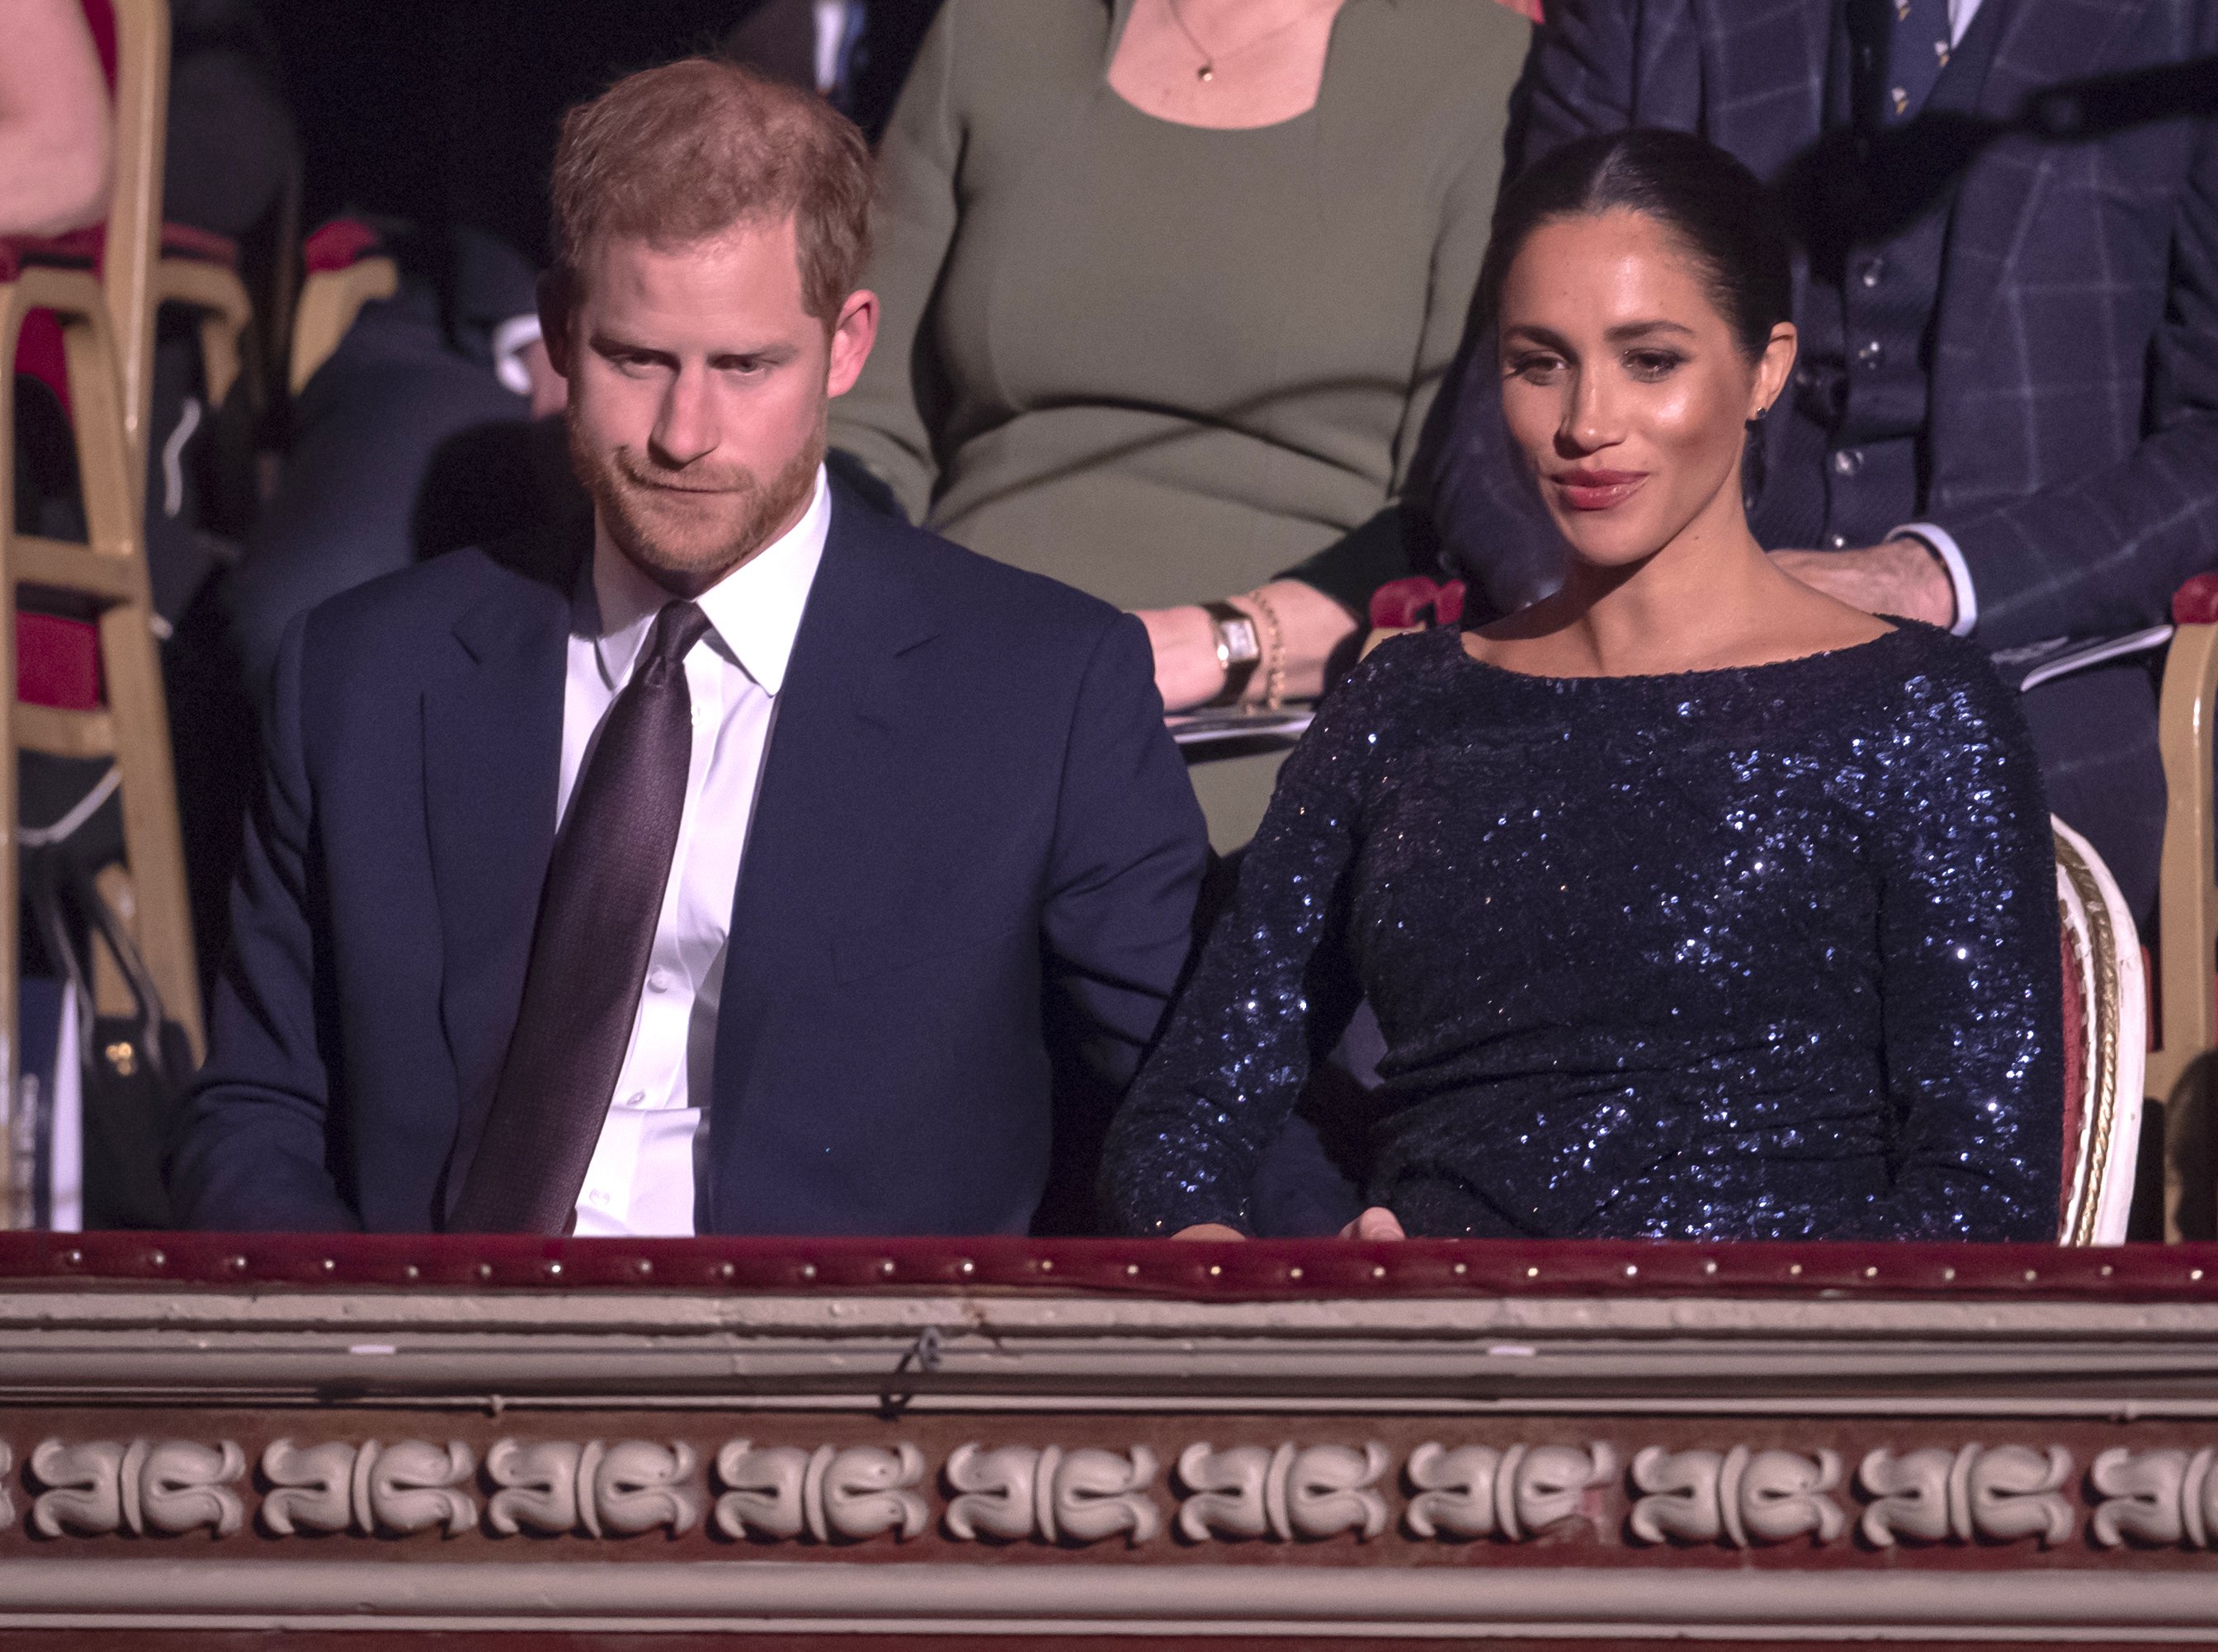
[830, 0, 1530, 846]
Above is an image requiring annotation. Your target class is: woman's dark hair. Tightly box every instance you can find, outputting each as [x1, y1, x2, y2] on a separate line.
[1478, 129, 1793, 361]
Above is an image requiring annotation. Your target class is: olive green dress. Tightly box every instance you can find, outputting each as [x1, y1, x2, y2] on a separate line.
[830, 0, 1528, 844]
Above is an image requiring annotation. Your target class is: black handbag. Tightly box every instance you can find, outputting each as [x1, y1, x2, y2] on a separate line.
[23, 786, 190, 1230]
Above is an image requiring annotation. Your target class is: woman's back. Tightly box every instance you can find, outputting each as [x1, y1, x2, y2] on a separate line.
[1107, 623, 2065, 1239]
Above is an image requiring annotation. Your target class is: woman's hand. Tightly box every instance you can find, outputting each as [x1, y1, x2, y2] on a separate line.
[1170, 1223, 1247, 1240]
[1338, 1206, 1405, 1240]
[1135, 581, 1363, 713]
[1137, 605, 1227, 712]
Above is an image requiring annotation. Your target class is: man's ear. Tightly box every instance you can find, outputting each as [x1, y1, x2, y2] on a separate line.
[825, 289, 880, 399]
[536, 268, 575, 377]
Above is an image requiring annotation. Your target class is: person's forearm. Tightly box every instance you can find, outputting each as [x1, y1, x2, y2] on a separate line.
[1137, 579, 1361, 713]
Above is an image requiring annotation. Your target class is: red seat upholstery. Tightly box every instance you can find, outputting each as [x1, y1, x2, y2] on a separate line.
[302, 217, 383, 275]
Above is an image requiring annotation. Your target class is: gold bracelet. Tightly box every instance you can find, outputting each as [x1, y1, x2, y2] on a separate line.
[1241, 587, 1286, 709]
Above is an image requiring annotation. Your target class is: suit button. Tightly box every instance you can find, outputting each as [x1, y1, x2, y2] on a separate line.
[1826, 533, 1849, 550]
[1833, 449, 1864, 476]
[1856, 338, 1885, 368]
[1859, 257, 1885, 288]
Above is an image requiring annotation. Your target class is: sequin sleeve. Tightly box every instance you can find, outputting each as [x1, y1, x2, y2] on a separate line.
[1099, 649, 1390, 1236]
[1838, 646, 2065, 1239]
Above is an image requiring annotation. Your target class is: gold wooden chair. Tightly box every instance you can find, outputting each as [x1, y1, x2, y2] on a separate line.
[2150, 576, 2218, 1238]
[2055, 818, 2146, 1244]
[0, 0, 210, 1225]
[288, 220, 398, 398]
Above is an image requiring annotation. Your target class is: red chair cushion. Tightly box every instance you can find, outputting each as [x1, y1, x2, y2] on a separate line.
[303, 218, 385, 274]
[17, 612, 102, 712]
[5, 223, 239, 275]
[81, 0, 117, 92]
[2175, 571, 2218, 625]
[1368, 576, 1467, 631]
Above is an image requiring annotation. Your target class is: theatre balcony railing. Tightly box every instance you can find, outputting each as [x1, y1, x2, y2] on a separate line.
[0, 1234, 2216, 1646]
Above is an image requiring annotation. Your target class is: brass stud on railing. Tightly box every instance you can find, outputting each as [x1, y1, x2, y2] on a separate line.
[477, 1263, 493, 1280]
[880, 1260, 897, 1277]
[146, 1250, 165, 1268]
[795, 1263, 814, 1281]
[718, 1262, 735, 1280]
[321, 1258, 337, 1273]
[636, 1259, 654, 1277]
[403, 1264, 420, 1281]
[1288, 1266, 1305, 1281]
[1623, 1264, 1638, 1278]
[1941, 1266, 1957, 1281]
[1126, 1263, 1140, 1277]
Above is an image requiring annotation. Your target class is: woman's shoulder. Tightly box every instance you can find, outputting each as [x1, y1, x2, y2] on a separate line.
[1863, 620, 2020, 717]
[926, 0, 1109, 103]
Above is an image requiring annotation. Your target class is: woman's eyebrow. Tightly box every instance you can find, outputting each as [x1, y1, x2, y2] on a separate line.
[1603, 319, 1698, 342]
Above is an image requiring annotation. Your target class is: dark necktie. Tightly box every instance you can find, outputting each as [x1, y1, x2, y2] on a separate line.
[449, 598, 714, 1233]
[1869, 0, 1955, 125]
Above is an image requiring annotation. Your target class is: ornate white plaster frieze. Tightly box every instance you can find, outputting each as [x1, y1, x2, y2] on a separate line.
[1173, 1442, 1391, 1543]
[942, 1443, 1160, 1545]
[1627, 1445, 1843, 1546]
[712, 1442, 927, 1542]
[485, 1440, 700, 1538]
[1404, 1440, 1616, 1541]
[1858, 1446, 2075, 1547]
[2090, 1447, 2218, 1547]
[262, 1439, 479, 1538]
[29, 1438, 245, 1537]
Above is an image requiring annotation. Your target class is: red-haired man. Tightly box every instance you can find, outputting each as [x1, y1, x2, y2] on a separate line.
[172, 60, 1207, 1236]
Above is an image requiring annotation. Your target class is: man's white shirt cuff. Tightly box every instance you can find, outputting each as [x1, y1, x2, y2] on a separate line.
[1892, 522, 1978, 637]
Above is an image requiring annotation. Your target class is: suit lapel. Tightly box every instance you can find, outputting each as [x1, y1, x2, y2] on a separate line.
[706, 493, 941, 1135]
[1934, 0, 2147, 411]
[422, 532, 577, 1121]
[1689, 0, 1829, 181]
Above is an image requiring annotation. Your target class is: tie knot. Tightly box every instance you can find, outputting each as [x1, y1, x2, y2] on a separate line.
[644, 601, 713, 672]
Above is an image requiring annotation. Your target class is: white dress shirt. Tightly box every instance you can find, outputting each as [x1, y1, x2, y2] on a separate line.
[560, 467, 829, 1236]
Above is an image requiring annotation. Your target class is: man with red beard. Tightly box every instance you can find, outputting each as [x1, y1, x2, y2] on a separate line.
[169, 59, 1207, 1236]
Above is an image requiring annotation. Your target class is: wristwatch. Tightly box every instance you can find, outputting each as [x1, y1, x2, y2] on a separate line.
[1202, 601, 1262, 707]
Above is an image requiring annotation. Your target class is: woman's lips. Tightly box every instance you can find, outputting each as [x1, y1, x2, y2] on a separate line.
[1552, 469, 1649, 512]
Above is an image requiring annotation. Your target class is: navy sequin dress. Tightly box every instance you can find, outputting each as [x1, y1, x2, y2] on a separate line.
[1105, 623, 2063, 1240]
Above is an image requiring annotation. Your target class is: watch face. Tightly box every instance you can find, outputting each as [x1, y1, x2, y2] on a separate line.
[1220, 616, 1261, 663]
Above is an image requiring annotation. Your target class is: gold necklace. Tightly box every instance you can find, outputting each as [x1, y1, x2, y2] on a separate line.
[1162, 0, 1327, 83]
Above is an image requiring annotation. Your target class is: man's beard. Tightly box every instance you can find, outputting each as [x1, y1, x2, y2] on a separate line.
[569, 413, 823, 589]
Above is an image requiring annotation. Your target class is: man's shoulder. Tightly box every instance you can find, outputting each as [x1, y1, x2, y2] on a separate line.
[298, 522, 581, 664]
[828, 493, 1130, 654]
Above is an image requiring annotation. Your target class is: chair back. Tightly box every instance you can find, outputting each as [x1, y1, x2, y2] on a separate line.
[2056, 817, 2145, 1244]
[83, 0, 168, 472]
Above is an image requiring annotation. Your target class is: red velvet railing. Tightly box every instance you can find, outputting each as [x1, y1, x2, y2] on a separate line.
[0, 1231, 2214, 1300]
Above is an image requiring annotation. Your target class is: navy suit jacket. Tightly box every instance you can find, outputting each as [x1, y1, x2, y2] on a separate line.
[171, 486, 1209, 1234]
[1441, 0, 2218, 651]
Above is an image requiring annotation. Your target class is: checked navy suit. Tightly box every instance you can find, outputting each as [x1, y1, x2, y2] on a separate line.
[1437, 0, 2218, 917]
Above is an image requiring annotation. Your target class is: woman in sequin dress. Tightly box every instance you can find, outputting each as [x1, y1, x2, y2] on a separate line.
[1103, 130, 2063, 1243]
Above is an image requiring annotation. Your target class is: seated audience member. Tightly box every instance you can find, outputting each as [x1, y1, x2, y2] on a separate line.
[828, 0, 1531, 846]
[1433, 0, 2218, 924]
[0, 0, 111, 238]
[1104, 132, 2063, 1243]
[169, 59, 1207, 1235]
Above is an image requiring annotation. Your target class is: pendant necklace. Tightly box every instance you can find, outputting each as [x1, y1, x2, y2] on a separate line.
[1163, 0, 1325, 83]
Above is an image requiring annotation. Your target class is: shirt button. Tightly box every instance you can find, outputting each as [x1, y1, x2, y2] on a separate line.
[648, 968, 672, 993]
[588, 1187, 610, 1206]
[1833, 448, 1864, 476]
[625, 1091, 646, 1108]
[1856, 338, 1885, 368]
[1859, 257, 1885, 288]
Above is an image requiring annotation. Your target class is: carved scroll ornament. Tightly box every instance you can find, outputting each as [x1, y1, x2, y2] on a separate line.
[1628, 1446, 1844, 1546]
[943, 1443, 1161, 1545]
[30, 1438, 245, 1537]
[1176, 1442, 1391, 1542]
[1404, 1441, 1617, 1541]
[1858, 1446, 2075, 1547]
[2091, 1447, 2218, 1547]
[713, 1442, 928, 1543]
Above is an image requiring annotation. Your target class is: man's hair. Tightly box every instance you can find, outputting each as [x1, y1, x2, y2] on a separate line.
[549, 56, 873, 323]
